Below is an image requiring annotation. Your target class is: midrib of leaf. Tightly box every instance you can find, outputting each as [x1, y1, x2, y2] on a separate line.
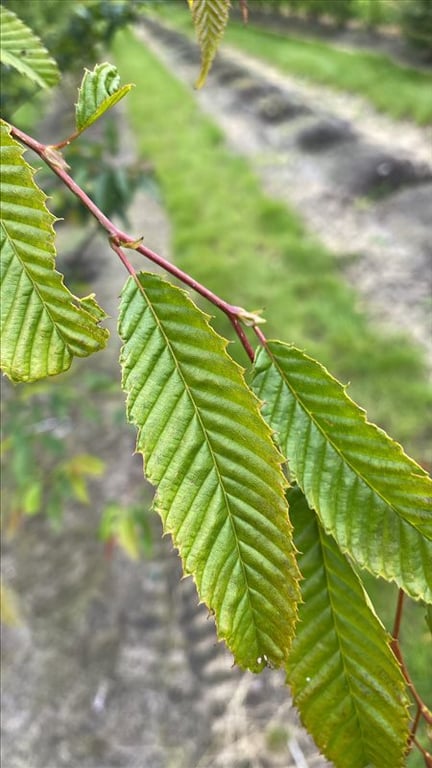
[266, 345, 420, 536]
[2, 49, 40, 82]
[2, 220, 72, 352]
[1, 216, 99, 367]
[258, 343, 431, 539]
[252, 342, 432, 602]
[189, 0, 231, 87]
[318, 525, 369, 762]
[130, 276, 262, 644]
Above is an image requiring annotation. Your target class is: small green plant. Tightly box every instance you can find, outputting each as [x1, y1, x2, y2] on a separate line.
[1, 374, 106, 530]
[1, 366, 152, 566]
[399, 0, 432, 58]
[99, 499, 154, 559]
[0, 4, 431, 767]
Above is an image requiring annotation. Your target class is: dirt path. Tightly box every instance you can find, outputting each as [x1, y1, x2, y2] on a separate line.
[139, 18, 432, 366]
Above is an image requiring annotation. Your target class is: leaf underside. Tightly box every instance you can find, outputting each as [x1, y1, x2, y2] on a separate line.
[252, 342, 432, 603]
[188, 0, 231, 88]
[0, 121, 108, 382]
[75, 62, 134, 133]
[0, 6, 60, 89]
[286, 486, 410, 768]
[118, 272, 301, 671]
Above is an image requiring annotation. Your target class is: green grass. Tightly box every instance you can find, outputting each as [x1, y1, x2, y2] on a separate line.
[113, 28, 431, 462]
[224, 23, 432, 124]
[152, 3, 432, 125]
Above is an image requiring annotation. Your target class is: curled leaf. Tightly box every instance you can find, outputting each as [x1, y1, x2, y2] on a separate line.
[75, 62, 134, 134]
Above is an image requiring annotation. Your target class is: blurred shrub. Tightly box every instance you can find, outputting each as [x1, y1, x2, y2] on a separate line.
[245, 0, 412, 30]
[99, 501, 154, 559]
[247, 0, 356, 25]
[354, 0, 397, 28]
[302, 0, 355, 24]
[1, 373, 153, 561]
[398, 0, 432, 57]
[1, 374, 111, 531]
[1, 0, 138, 117]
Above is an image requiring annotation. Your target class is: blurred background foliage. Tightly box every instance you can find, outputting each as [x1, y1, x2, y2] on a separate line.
[1, 373, 107, 531]
[0, 369, 153, 559]
[243, 0, 432, 56]
[1, 0, 138, 118]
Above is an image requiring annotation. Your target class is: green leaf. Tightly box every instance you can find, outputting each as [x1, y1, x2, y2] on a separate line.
[188, 0, 231, 88]
[23, 481, 42, 515]
[0, 6, 59, 89]
[286, 486, 410, 768]
[99, 502, 152, 560]
[0, 121, 109, 382]
[118, 272, 301, 671]
[60, 454, 105, 504]
[75, 62, 134, 133]
[252, 342, 432, 603]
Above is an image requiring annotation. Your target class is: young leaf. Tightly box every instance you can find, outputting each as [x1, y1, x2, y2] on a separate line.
[118, 272, 301, 671]
[188, 0, 231, 88]
[75, 63, 134, 134]
[0, 121, 109, 382]
[252, 342, 432, 603]
[286, 486, 410, 768]
[0, 6, 59, 89]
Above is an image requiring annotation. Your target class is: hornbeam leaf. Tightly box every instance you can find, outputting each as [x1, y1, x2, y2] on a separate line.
[252, 342, 432, 603]
[0, 121, 108, 382]
[118, 272, 301, 671]
[0, 6, 59, 89]
[188, 0, 231, 88]
[75, 62, 134, 133]
[286, 486, 410, 768]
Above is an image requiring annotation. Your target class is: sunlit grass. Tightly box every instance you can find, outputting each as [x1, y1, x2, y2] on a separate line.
[113, 28, 431, 461]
